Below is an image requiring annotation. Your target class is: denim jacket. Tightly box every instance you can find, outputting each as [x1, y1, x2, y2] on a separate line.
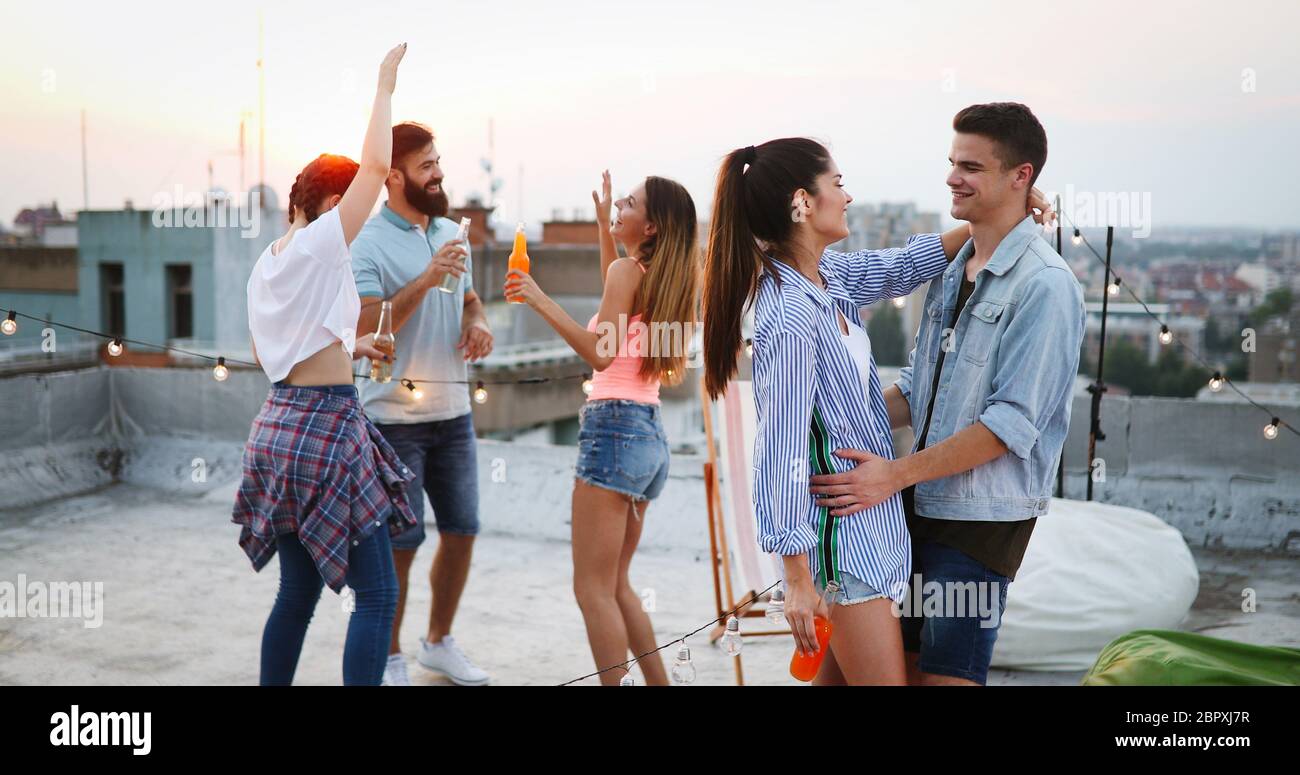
[896, 216, 1085, 521]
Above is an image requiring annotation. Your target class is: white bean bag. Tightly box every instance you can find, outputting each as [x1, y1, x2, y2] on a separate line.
[991, 498, 1200, 671]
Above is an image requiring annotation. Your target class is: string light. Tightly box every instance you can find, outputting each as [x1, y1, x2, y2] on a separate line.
[1071, 228, 1083, 246]
[581, 374, 594, 395]
[744, 338, 753, 357]
[472, 381, 488, 404]
[1209, 371, 1224, 393]
[212, 357, 229, 382]
[719, 616, 743, 657]
[891, 296, 907, 309]
[1056, 209, 1298, 441]
[670, 645, 697, 686]
[401, 378, 424, 400]
[765, 586, 786, 625]
[558, 580, 778, 686]
[1264, 418, 1280, 440]
[1, 310, 16, 336]
[0, 309, 597, 392]
[1107, 277, 1122, 296]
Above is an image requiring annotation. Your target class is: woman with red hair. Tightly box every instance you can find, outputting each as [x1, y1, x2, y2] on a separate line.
[232, 43, 416, 685]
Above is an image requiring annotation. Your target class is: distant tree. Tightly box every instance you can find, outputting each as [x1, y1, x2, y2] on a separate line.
[1249, 288, 1294, 324]
[1094, 338, 1210, 397]
[1227, 353, 1249, 381]
[1102, 339, 1152, 394]
[867, 304, 907, 366]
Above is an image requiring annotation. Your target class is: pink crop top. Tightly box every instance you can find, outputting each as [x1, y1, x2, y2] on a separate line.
[584, 262, 660, 404]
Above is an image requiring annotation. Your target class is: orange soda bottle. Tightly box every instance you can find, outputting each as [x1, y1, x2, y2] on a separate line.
[506, 222, 530, 304]
[789, 579, 840, 682]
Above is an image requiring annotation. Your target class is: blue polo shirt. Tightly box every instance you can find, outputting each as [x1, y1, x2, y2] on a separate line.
[350, 203, 474, 424]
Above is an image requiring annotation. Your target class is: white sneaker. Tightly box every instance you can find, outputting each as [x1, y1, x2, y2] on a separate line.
[416, 635, 490, 686]
[381, 653, 411, 686]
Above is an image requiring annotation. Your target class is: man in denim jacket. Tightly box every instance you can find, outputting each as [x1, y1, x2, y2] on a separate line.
[810, 103, 1085, 685]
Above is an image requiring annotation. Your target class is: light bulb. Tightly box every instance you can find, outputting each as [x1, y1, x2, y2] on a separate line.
[670, 645, 697, 686]
[1264, 419, 1279, 440]
[1208, 372, 1223, 392]
[892, 296, 907, 309]
[744, 339, 754, 357]
[472, 381, 488, 404]
[1107, 279, 1121, 296]
[619, 674, 636, 686]
[402, 379, 424, 400]
[1158, 325, 1173, 345]
[212, 357, 229, 382]
[1071, 229, 1082, 246]
[582, 376, 594, 395]
[1, 311, 16, 335]
[720, 615, 743, 657]
[766, 586, 786, 626]
[107, 338, 124, 357]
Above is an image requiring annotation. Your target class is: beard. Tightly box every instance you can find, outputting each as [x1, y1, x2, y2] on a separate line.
[405, 175, 449, 218]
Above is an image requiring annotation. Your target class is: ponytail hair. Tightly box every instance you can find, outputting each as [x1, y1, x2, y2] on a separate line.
[702, 138, 832, 399]
[287, 153, 361, 224]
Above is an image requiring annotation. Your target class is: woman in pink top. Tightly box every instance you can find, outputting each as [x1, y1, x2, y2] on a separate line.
[505, 171, 699, 685]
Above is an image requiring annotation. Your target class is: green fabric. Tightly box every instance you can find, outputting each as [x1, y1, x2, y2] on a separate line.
[808, 406, 837, 589]
[1083, 629, 1300, 686]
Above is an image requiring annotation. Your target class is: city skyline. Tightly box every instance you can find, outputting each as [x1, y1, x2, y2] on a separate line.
[2, 0, 1299, 231]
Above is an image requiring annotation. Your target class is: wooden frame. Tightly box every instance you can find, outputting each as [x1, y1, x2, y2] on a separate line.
[699, 378, 790, 686]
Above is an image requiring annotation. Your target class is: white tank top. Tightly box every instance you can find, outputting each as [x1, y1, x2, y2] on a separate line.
[838, 312, 873, 402]
[246, 207, 360, 383]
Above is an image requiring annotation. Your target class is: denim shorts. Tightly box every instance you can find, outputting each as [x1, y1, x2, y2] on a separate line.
[899, 540, 1011, 685]
[575, 399, 670, 503]
[373, 412, 480, 548]
[820, 569, 888, 606]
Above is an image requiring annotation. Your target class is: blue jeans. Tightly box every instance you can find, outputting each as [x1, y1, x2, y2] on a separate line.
[259, 525, 399, 686]
[374, 412, 480, 549]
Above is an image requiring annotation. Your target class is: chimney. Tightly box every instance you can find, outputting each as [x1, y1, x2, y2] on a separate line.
[448, 200, 496, 247]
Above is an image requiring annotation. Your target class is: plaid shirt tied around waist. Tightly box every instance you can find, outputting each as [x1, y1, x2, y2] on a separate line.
[231, 384, 419, 593]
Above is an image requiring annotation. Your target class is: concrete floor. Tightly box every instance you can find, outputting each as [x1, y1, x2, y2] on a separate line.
[2, 483, 1297, 686]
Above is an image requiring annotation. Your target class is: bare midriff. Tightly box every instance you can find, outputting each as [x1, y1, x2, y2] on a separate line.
[281, 341, 356, 386]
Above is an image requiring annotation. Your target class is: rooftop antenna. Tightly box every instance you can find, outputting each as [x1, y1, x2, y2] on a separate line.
[257, 10, 266, 194]
[239, 110, 251, 194]
[80, 108, 89, 210]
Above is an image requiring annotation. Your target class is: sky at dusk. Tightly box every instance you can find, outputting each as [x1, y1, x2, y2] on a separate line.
[2, 0, 1298, 231]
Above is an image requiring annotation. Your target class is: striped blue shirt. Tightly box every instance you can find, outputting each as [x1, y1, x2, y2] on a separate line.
[750, 233, 947, 603]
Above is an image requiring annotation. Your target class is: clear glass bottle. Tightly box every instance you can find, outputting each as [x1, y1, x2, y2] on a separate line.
[437, 217, 472, 294]
[370, 300, 395, 383]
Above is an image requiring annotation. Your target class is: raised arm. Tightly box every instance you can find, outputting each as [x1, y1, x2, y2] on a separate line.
[592, 170, 621, 282]
[821, 225, 966, 307]
[504, 256, 641, 372]
[337, 43, 406, 245]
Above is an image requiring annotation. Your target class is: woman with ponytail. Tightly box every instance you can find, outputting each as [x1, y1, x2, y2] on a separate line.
[504, 171, 699, 685]
[232, 44, 417, 685]
[702, 138, 982, 684]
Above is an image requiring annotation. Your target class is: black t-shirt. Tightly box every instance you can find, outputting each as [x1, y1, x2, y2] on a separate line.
[904, 273, 1036, 581]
